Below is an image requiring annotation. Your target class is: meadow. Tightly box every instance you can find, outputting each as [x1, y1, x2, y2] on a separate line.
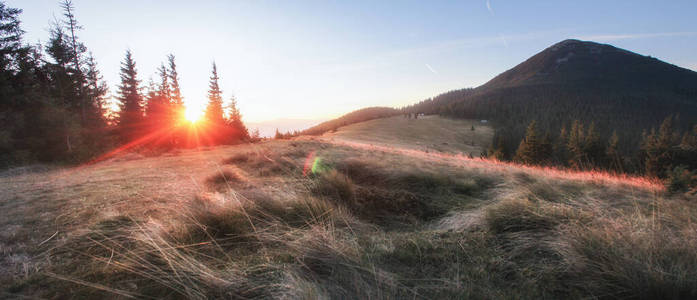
[1, 117, 695, 299]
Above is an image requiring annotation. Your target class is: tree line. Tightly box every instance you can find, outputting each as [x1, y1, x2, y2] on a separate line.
[0, 1, 248, 166]
[500, 117, 697, 175]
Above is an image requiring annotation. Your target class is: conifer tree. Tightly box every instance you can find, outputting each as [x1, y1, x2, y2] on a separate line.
[226, 95, 249, 140]
[0, 2, 24, 77]
[205, 62, 224, 125]
[584, 122, 606, 168]
[116, 50, 143, 141]
[554, 125, 568, 165]
[83, 52, 108, 127]
[643, 116, 678, 177]
[487, 135, 505, 161]
[567, 120, 585, 169]
[678, 125, 697, 169]
[144, 64, 170, 132]
[167, 54, 183, 121]
[59, 0, 90, 124]
[514, 120, 544, 165]
[606, 130, 623, 173]
[157, 63, 170, 101]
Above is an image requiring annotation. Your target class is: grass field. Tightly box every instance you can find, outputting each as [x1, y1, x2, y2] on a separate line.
[324, 115, 494, 155]
[1, 122, 696, 299]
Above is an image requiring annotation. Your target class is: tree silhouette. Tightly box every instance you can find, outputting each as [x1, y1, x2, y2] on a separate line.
[205, 62, 224, 125]
[116, 50, 143, 142]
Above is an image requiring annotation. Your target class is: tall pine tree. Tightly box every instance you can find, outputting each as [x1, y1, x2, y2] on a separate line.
[116, 50, 143, 142]
[205, 62, 224, 125]
[167, 54, 183, 124]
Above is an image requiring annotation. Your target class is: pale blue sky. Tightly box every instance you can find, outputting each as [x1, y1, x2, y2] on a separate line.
[8, 0, 697, 122]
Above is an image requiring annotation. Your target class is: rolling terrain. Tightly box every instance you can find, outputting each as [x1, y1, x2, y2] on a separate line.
[323, 115, 494, 155]
[3, 121, 694, 299]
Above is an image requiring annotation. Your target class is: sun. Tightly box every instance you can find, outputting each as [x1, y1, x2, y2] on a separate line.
[184, 106, 204, 123]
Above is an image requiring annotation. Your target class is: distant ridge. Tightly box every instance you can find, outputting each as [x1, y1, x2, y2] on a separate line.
[301, 107, 398, 136]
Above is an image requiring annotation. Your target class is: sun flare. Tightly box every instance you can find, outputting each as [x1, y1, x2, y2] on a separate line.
[184, 107, 204, 123]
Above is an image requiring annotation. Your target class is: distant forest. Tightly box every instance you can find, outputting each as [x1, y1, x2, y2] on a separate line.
[0, 1, 248, 166]
[403, 76, 697, 185]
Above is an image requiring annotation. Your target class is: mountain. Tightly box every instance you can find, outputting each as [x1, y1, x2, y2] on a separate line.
[406, 39, 697, 158]
[483, 39, 697, 90]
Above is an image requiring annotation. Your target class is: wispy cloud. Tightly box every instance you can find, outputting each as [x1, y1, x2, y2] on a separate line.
[577, 32, 697, 42]
[499, 34, 508, 47]
[486, 0, 493, 14]
[425, 63, 438, 75]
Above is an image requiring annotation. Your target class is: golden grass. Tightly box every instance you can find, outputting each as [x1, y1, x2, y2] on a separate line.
[324, 115, 494, 155]
[1, 135, 691, 299]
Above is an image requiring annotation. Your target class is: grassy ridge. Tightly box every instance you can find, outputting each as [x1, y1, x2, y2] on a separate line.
[325, 115, 494, 155]
[2, 139, 696, 299]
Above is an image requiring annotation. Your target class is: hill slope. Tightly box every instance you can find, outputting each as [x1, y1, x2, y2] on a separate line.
[406, 39, 697, 157]
[301, 106, 399, 136]
[323, 115, 494, 155]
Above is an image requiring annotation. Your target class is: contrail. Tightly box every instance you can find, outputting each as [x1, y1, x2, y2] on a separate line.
[425, 63, 438, 75]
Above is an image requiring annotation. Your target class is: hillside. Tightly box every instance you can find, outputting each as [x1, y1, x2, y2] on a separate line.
[4, 134, 696, 298]
[324, 115, 494, 155]
[406, 39, 697, 159]
[301, 106, 399, 136]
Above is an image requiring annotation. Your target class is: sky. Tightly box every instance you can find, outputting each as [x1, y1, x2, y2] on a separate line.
[7, 0, 697, 124]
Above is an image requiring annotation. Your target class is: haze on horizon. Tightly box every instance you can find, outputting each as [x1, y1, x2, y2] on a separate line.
[9, 0, 697, 124]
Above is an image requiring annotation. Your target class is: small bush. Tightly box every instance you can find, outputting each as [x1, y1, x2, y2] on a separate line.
[666, 165, 697, 194]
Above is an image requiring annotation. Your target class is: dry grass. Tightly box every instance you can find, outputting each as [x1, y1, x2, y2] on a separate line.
[1, 136, 693, 299]
[324, 115, 494, 155]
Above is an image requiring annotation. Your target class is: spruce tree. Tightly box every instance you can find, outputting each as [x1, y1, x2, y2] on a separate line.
[488, 135, 505, 161]
[144, 64, 170, 132]
[205, 62, 224, 125]
[83, 52, 108, 128]
[167, 54, 183, 122]
[567, 120, 585, 169]
[116, 50, 143, 141]
[606, 131, 623, 173]
[514, 120, 542, 165]
[226, 95, 249, 140]
[584, 122, 606, 168]
[643, 116, 678, 177]
[0, 2, 24, 78]
[554, 125, 568, 165]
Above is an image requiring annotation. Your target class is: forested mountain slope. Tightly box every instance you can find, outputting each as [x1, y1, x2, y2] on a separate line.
[405, 39, 697, 159]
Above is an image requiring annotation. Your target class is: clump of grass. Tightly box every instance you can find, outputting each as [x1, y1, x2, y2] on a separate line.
[204, 170, 242, 191]
[312, 169, 355, 206]
[485, 198, 585, 234]
[559, 218, 697, 299]
[221, 152, 251, 164]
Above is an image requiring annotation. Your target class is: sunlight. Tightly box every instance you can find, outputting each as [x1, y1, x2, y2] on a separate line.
[185, 106, 204, 123]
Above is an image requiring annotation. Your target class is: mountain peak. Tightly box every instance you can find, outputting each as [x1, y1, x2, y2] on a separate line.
[482, 39, 695, 89]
